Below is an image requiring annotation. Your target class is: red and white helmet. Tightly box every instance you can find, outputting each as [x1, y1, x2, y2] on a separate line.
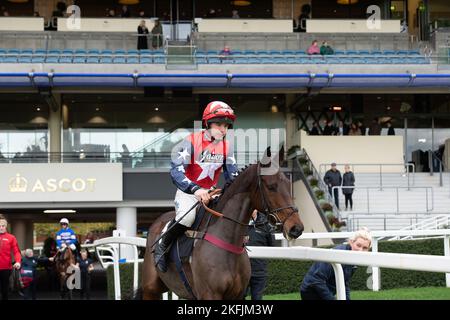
[202, 101, 236, 126]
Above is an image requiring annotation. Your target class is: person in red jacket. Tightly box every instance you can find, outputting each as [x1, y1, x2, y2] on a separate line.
[0, 214, 21, 300]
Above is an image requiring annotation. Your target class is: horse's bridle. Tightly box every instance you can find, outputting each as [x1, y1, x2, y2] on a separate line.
[256, 163, 299, 229]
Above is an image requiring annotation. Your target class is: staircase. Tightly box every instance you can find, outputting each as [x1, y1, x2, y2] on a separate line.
[338, 171, 450, 231]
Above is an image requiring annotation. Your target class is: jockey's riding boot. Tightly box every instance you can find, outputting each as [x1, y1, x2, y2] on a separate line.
[154, 220, 188, 273]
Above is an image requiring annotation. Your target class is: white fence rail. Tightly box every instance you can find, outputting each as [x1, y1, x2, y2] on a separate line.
[89, 229, 450, 300]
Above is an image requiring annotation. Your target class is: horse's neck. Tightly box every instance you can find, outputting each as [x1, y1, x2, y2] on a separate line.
[208, 192, 252, 245]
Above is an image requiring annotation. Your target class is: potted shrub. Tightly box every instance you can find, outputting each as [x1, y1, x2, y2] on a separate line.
[321, 202, 333, 212]
[315, 189, 325, 199]
[309, 178, 319, 187]
[302, 166, 312, 176]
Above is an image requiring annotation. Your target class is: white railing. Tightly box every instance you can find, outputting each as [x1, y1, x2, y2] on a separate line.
[90, 229, 450, 300]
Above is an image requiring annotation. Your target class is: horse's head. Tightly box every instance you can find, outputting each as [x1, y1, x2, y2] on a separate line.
[253, 147, 304, 240]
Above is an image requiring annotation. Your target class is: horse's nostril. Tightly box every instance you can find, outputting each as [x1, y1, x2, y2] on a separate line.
[289, 225, 303, 239]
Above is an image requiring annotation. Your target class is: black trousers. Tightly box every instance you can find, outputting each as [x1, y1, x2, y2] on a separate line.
[300, 288, 323, 300]
[80, 272, 91, 300]
[328, 187, 339, 209]
[0, 269, 11, 300]
[344, 193, 353, 209]
[23, 282, 36, 300]
[246, 275, 267, 300]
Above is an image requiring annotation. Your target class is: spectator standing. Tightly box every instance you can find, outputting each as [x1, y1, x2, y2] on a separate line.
[137, 20, 149, 50]
[106, 9, 116, 17]
[387, 121, 395, 136]
[335, 121, 349, 136]
[324, 163, 342, 209]
[300, 228, 372, 300]
[307, 40, 320, 55]
[121, 5, 131, 17]
[322, 120, 335, 136]
[342, 165, 355, 210]
[76, 249, 94, 300]
[20, 249, 50, 300]
[138, 9, 147, 18]
[231, 10, 240, 18]
[348, 123, 361, 136]
[296, 4, 311, 32]
[0, 214, 21, 300]
[245, 210, 275, 300]
[368, 118, 382, 135]
[357, 121, 366, 136]
[151, 19, 163, 49]
[309, 121, 320, 135]
[320, 41, 334, 55]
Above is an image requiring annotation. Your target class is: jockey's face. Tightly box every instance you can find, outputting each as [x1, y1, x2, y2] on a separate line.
[208, 122, 229, 141]
[60, 223, 68, 229]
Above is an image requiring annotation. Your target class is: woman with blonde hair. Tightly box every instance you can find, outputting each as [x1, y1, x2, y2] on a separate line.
[300, 227, 372, 300]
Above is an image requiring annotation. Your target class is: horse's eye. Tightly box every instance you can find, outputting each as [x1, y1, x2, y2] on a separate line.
[267, 184, 277, 192]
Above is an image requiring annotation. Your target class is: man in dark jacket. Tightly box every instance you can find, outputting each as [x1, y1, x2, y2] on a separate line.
[322, 120, 335, 136]
[245, 210, 275, 300]
[324, 163, 342, 209]
[309, 122, 320, 136]
[20, 249, 50, 300]
[300, 228, 372, 300]
[368, 118, 382, 135]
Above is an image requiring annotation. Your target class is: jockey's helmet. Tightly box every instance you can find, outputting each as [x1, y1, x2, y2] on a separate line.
[60, 218, 69, 225]
[202, 101, 236, 127]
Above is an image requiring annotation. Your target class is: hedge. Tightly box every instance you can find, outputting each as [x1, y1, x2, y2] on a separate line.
[107, 238, 446, 299]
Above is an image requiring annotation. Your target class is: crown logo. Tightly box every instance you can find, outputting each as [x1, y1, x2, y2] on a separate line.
[9, 174, 28, 193]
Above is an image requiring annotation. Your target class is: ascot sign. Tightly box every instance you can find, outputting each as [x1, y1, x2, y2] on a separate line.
[0, 163, 122, 202]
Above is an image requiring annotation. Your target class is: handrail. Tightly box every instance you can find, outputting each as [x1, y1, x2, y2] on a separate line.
[428, 149, 444, 187]
[332, 185, 434, 213]
[299, 149, 341, 220]
[319, 163, 415, 190]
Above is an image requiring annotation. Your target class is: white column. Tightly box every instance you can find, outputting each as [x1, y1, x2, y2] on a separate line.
[116, 207, 137, 261]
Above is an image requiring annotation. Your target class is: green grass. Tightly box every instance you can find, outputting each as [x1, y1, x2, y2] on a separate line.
[264, 287, 450, 300]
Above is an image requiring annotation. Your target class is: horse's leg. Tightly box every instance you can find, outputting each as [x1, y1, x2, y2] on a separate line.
[142, 240, 167, 300]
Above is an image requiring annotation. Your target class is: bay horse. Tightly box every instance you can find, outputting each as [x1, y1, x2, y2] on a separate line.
[142, 149, 304, 300]
[55, 248, 76, 300]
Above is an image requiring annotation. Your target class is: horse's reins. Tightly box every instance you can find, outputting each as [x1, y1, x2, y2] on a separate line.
[256, 163, 299, 228]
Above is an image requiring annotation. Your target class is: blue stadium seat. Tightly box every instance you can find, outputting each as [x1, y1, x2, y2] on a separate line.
[371, 50, 383, 55]
[408, 50, 421, 55]
[74, 49, 87, 55]
[244, 50, 256, 55]
[153, 55, 165, 64]
[208, 57, 221, 64]
[346, 50, 358, 56]
[397, 50, 409, 55]
[100, 49, 113, 56]
[140, 56, 152, 64]
[383, 50, 396, 55]
[286, 57, 297, 64]
[127, 56, 139, 64]
[260, 57, 274, 64]
[48, 49, 61, 56]
[269, 50, 281, 55]
[206, 50, 218, 56]
[358, 50, 370, 55]
[32, 56, 45, 63]
[45, 56, 59, 63]
[352, 57, 366, 64]
[282, 50, 296, 55]
[113, 57, 126, 64]
[20, 49, 34, 55]
[7, 49, 20, 54]
[34, 49, 47, 55]
[274, 57, 287, 64]
[18, 56, 32, 63]
[127, 50, 139, 55]
[325, 57, 340, 64]
[256, 50, 269, 55]
[113, 49, 126, 55]
[3, 56, 17, 63]
[247, 57, 261, 64]
[100, 57, 113, 64]
[153, 49, 164, 55]
[139, 49, 151, 55]
[73, 56, 86, 63]
[233, 57, 248, 64]
[311, 56, 325, 64]
[195, 50, 206, 55]
[334, 50, 345, 55]
[59, 57, 72, 63]
[86, 57, 99, 63]
[195, 56, 207, 64]
[0, 49, 6, 55]
[294, 50, 306, 55]
[87, 49, 100, 55]
[62, 49, 74, 55]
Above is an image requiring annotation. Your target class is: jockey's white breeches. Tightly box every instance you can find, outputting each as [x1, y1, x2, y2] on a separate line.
[174, 189, 199, 227]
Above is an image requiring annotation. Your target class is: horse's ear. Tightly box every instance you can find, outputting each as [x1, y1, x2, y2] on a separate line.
[279, 145, 285, 164]
[260, 147, 272, 167]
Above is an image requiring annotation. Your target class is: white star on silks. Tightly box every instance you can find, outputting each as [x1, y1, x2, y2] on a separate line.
[232, 172, 239, 177]
[177, 165, 185, 173]
[227, 156, 237, 165]
[182, 177, 192, 184]
[177, 148, 190, 161]
[195, 161, 223, 181]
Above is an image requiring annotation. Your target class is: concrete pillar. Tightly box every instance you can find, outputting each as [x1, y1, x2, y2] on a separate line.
[10, 220, 27, 252]
[285, 94, 299, 150]
[25, 221, 34, 250]
[48, 93, 62, 162]
[116, 207, 137, 260]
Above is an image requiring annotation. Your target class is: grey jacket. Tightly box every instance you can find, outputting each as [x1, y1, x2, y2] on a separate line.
[324, 169, 342, 187]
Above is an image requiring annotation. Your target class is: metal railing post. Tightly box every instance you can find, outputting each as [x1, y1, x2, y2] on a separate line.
[429, 150, 434, 176]
[426, 188, 429, 212]
[367, 188, 370, 213]
[396, 188, 399, 213]
[331, 263, 346, 300]
[445, 235, 450, 288]
[371, 238, 380, 291]
[379, 164, 383, 191]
